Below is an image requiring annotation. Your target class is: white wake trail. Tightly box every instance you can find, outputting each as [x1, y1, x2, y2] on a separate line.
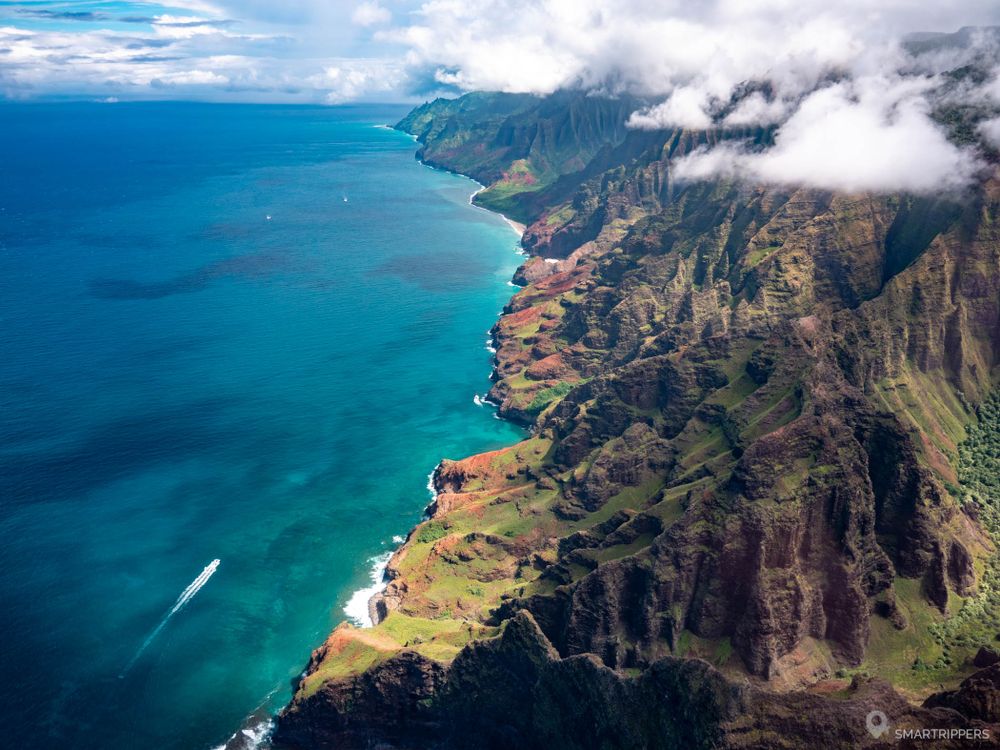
[120, 559, 220, 677]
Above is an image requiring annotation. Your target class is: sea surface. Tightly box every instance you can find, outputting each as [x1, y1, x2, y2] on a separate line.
[0, 102, 524, 749]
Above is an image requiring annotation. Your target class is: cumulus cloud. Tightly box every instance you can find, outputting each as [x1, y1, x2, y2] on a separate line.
[627, 87, 713, 129]
[387, 1, 998, 96]
[153, 69, 229, 85]
[352, 2, 391, 27]
[314, 58, 402, 102]
[752, 80, 979, 192]
[981, 117, 1000, 148]
[722, 93, 790, 126]
[0, 22, 272, 96]
[674, 77, 981, 193]
[0, 1, 398, 102]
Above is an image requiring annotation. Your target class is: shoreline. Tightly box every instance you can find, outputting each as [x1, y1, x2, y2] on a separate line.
[341, 156, 527, 630]
[342, 551, 393, 627]
[391, 122, 529, 242]
[469, 184, 527, 237]
[222, 122, 530, 749]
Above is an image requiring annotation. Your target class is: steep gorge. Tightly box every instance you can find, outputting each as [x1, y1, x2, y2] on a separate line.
[275, 90, 1000, 749]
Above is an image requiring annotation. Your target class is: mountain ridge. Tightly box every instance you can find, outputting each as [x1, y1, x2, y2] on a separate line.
[274, 88, 1000, 749]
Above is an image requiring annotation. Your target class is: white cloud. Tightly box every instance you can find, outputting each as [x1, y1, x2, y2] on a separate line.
[984, 72, 1000, 104]
[155, 69, 229, 85]
[672, 142, 745, 181]
[0, 7, 397, 103]
[351, 2, 391, 27]
[387, 0, 998, 98]
[722, 92, 790, 126]
[136, 0, 224, 15]
[980, 116, 1000, 148]
[315, 59, 402, 102]
[674, 76, 981, 193]
[150, 16, 225, 39]
[627, 87, 713, 129]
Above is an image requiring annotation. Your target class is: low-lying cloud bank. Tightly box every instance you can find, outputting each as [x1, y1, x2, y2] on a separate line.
[670, 74, 988, 194]
[388, 0, 1000, 194]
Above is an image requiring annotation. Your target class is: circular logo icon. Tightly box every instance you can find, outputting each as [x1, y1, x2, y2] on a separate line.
[866, 709, 890, 738]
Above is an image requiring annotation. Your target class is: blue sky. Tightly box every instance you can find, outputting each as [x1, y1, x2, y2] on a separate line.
[1, 1, 999, 104]
[0, 0, 419, 101]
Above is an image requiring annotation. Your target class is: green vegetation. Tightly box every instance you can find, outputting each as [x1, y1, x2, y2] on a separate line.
[416, 521, 449, 544]
[527, 381, 574, 413]
[297, 629, 397, 698]
[380, 613, 471, 655]
[959, 390, 1000, 535]
[744, 243, 782, 267]
[864, 577, 949, 690]
[930, 391, 1000, 662]
[863, 391, 1000, 691]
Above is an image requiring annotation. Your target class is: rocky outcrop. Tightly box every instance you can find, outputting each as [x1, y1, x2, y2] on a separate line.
[279, 650, 447, 750]
[925, 664, 1000, 724]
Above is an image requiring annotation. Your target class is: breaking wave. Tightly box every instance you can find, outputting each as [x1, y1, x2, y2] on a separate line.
[343, 552, 392, 628]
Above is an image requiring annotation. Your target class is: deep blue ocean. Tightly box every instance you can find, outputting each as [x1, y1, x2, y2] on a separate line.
[0, 102, 524, 749]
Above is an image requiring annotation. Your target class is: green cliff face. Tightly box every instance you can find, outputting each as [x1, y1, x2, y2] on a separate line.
[277, 90, 1000, 749]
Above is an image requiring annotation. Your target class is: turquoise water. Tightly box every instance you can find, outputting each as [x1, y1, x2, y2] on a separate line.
[0, 103, 524, 749]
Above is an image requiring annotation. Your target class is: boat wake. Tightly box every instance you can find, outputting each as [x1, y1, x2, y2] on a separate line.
[120, 559, 221, 677]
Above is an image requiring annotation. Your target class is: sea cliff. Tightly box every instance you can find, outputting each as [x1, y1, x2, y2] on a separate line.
[275, 88, 1000, 749]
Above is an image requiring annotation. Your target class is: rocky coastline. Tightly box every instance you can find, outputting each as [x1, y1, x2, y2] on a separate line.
[273, 89, 1000, 749]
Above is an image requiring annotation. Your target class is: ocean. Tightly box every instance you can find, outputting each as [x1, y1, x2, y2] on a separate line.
[0, 102, 524, 749]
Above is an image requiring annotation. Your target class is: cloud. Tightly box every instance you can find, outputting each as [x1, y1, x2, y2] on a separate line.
[150, 15, 239, 39]
[352, 2, 391, 27]
[981, 116, 1000, 148]
[152, 69, 229, 85]
[313, 58, 402, 102]
[0, 0, 417, 102]
[627, 86, 713, 129]
[387, 0, 999, 98]
[721, 92, 790, 126]
[673, 76, 982, 193]
[0, 23, 269, 98]
[136, 0, 225, 15]
[374, 1, 997, 194]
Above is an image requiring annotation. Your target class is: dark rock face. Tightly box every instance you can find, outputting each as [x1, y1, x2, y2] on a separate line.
[276, 614, 1000, 749]
[925, 665, 1000, 723]
[277, 651, 447, 750]
[974, 647, 1000, 669]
